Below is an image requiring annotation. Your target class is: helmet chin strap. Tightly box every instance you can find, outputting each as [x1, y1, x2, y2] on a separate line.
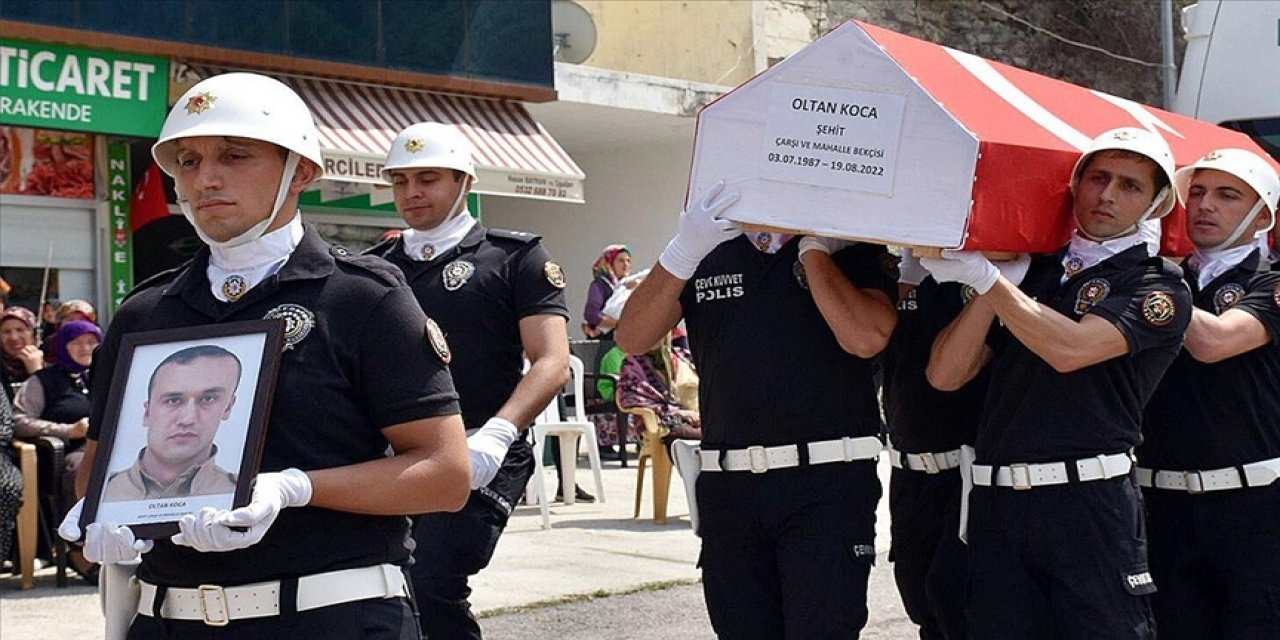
[443, 176, 473, 221]
[179, 151, 301, 249]
[1078, 186, 1169, 242]
[1207, 198, 1271, 252]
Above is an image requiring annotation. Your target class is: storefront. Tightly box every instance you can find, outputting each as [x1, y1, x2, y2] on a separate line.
[0, 38, 169, 318]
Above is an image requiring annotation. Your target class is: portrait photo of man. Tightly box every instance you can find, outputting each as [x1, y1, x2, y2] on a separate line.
[102, 344, 241, 501]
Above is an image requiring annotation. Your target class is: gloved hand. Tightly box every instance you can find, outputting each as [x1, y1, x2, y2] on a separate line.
[659, 180, 742, 279]
[797, 236, 852, 256]
[920, 250, 1001, 294]
[468, 417, 519, 489]
[171, 468, 311, 552]
[59, 499, 153, 565]
[897, 248, 929, 286]
[993, 254, 1032, 287]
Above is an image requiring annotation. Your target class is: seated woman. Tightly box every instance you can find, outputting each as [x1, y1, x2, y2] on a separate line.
[617, 333, 701, 445]
[1, 307, 43, 402]
[12, 320, 100, 580]
[582, 245, 631, 340]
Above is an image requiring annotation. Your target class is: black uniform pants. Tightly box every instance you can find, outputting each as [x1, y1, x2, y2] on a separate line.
[966, 477, 1156, 640]
[126, 598, 418, 640]
[410, 439, 534, 640]
[697, 460, 880, 640]
[888, 466, 967, 640]
[1144, 482, 1280, 640]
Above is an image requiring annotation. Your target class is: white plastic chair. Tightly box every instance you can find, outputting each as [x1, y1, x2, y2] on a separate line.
[527, 354, 606, 529]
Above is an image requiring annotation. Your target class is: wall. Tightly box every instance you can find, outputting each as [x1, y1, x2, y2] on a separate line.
[575, 0, 758, 87]
[481, 140, 694, 338]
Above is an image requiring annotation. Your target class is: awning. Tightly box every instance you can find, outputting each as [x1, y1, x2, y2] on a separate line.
[184, 65, 585, 203]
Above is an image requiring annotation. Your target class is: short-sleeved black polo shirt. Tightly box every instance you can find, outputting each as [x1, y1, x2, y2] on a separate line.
[976, 244, 1192, 464]
[678, 236, 897, 448]
[883, 278, 987, 453]
[367, 223, 569, 431]
[89, 224, 460, 587]
[1139, 249, 1280, 469]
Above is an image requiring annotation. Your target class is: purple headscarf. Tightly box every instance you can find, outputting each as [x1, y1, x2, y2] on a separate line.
[53, 320, 102, 373]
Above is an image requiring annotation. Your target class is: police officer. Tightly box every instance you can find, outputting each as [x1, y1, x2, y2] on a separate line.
[59, 73, 471, 639]
[1137, 148, 1280, 640]
[616, 182, 898, 638]
[923, 127, 1193, 639]
[365, 122, 571, 639]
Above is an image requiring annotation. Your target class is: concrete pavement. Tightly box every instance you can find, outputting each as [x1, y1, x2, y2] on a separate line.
[0, 454, 905, 639]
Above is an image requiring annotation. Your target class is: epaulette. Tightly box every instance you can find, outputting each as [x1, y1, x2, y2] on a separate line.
[331, 245, 406, 286]
[486, 228, 541, 244]
[1142, 255, 1185, 279]
[122, 260, 190, 304]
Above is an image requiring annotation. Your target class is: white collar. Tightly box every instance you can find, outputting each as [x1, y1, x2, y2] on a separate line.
[206, 216, 303, 302]
[749, 232, 793, 254]
[1061, 231, 1147, 282]
[1188, 244, 1257, 290]
[402, 212, 476, 262]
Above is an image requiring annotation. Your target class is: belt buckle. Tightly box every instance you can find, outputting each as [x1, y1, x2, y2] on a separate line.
[1184, 470, 1205, 494]
[197, 584, 231, 627]
[1009, 463, 1032, 490]
[747, 446, 768, 474]
[919, 453, 940, 475]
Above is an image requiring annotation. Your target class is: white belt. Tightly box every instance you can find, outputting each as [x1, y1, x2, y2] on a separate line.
[971, 452, 1133, 489]
[887, 444, 963, 474]
[137, 564, 408, 626]
[1135, 456, 1280, 493]
[700, 436, 882, 473]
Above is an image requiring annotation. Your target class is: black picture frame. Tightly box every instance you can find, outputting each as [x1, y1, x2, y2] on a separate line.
[81, 320, 284, 539]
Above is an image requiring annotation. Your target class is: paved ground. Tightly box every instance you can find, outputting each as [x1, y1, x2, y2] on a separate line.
[0, 455, 917, 639]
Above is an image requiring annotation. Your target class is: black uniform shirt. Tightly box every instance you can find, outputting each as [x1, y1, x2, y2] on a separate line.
[1139, 249, 1280, 469]
[88, 224, 460, 587]
[977, 244, 1191, 464]
[367, 224, 569, 431]
[678, 236, 896, 448]
[883, 278, 987, 453]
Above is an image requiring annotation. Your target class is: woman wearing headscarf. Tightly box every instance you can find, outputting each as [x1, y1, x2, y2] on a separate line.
[617, 333, 702, 445]
[582, 244, 632, 339]
[0, 306, 44, 402]
[12, 319, 101, 579]
[41, 299, 97, 366]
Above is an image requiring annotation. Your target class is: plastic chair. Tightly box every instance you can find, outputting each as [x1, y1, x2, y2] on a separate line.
[622, 406, 675, 525]
[527, 355, 606, 529]
[569, 340, 632, 466]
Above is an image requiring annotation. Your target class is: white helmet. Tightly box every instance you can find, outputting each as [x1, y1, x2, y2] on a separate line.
[152, 73, 324, 176]
[1174, 148, 1280, 250]
[150, 73, 324, 248]
[381, 122, 477, 183]
[1070, 127, 1178, 225]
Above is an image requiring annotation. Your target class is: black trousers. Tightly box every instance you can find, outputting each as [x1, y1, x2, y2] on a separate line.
[1144, 482, 1280, 640]
[888, 466, 967, 640]
[126, 598, 418, 640]
[410, 439, 534, 640]
[697, 460, 880, 640]
[966, 476, 1156, 640]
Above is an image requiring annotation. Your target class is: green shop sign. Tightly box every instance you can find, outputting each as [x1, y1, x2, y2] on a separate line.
[0, 39, 168, 137]
[106, 142, 133, 314]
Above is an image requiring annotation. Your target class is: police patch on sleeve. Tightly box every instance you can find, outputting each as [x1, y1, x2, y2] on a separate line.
[1141, 291, 1177, 327]
[1074, 278, 1111, 315]
[543, 262, 567, 289]
[425, 317, 451, 364]
[1213, 283, 1245, 314]
[263, 303, 315, 350]
[792, 261, 810, 290]
[1273, 283, 1280, 309]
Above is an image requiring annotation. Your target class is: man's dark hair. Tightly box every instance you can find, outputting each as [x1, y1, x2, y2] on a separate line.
[148, 344, 242, 397]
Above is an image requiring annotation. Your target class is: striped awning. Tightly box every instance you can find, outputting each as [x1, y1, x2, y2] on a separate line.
[184, 66, 585, 203]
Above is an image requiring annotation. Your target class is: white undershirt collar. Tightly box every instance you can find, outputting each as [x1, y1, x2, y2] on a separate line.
[207, 215, 303, 302]
[1061, 231, 1147, 283]
[402, 212, 476, 262]
[1187, 244, 1257, 290]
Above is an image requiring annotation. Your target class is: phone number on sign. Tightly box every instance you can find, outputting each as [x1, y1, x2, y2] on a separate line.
[766, 152, 822, 168]
[829, 160, 884, 176]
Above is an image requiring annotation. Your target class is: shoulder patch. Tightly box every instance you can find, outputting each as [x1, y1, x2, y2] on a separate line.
[544, 261, 567, 289]
[425, 317, 451, 364]
[486, 228, 541, 244]
[1273, 282, 1280, 309]
[333, 251, 406, 287]
[1141, 291, 1177, 327]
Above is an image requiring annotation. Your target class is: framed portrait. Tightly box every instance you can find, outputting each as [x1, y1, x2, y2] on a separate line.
[81, 320, 285, 538]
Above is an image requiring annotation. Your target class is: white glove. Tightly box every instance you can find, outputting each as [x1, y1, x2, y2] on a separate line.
[920, 250, 1000, 294]
[658, 180, 742, 279]
[171, 468, 311, 552]
[797, 236, 852, 256]
[993, 254, 1032, 287]
[897, 248, 929, 286]
[59, 500, 153, 565]
[468, 417, 519, 489]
